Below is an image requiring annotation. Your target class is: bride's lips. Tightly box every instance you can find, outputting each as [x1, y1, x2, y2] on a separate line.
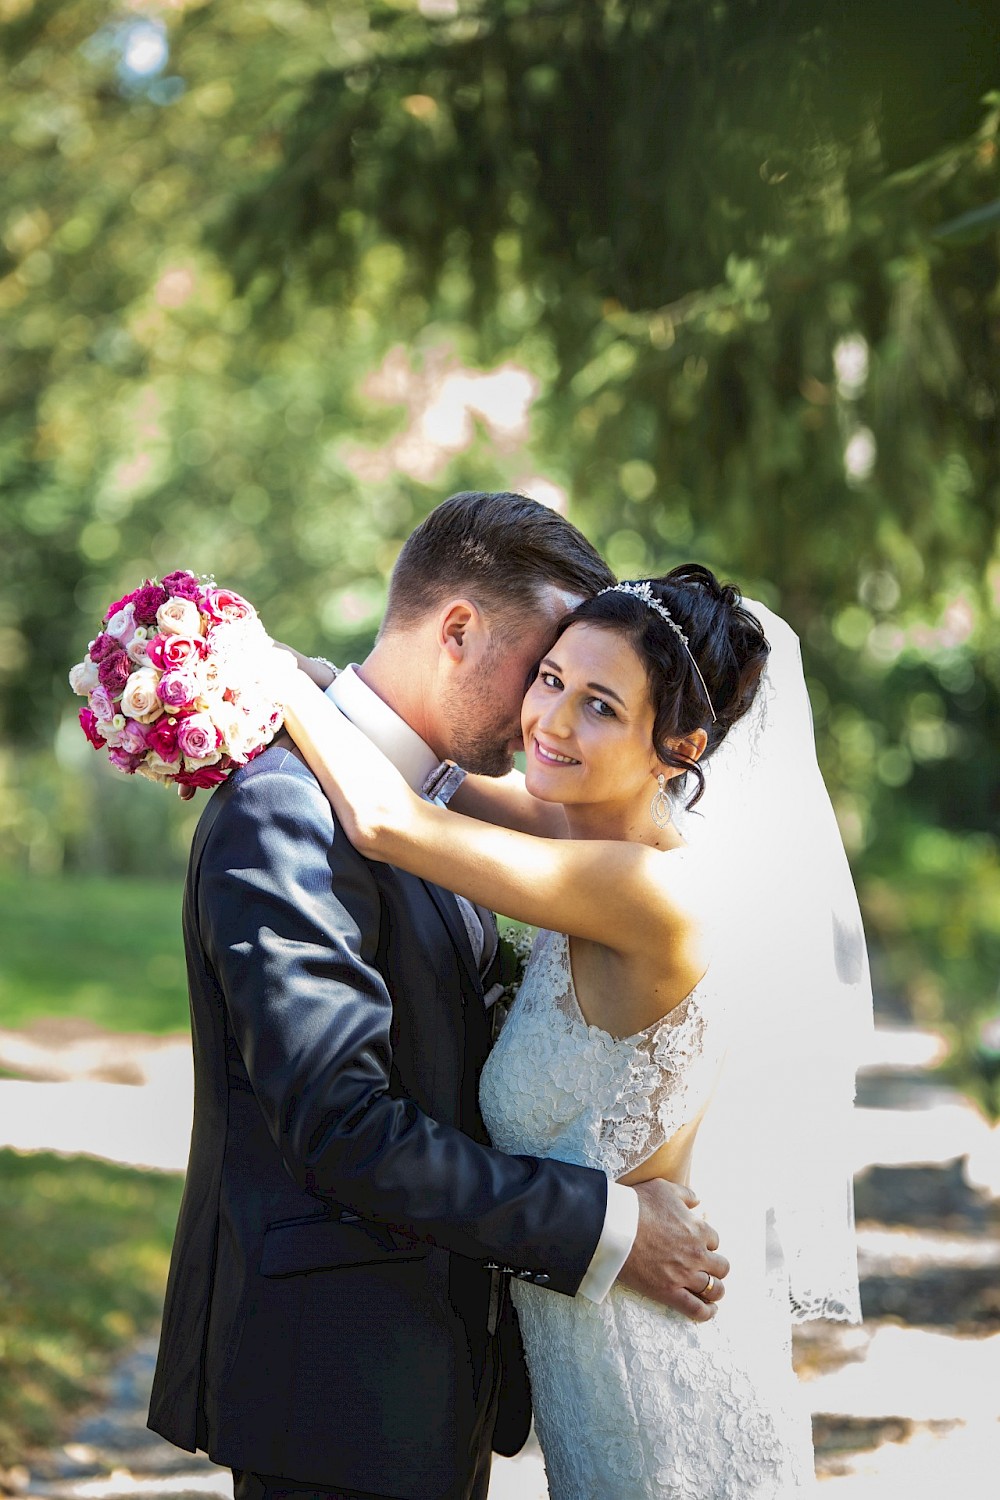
[532, 736, 581, 768]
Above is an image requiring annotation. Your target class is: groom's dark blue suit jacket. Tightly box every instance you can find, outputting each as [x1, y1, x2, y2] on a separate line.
[147, 737, 608, 1499]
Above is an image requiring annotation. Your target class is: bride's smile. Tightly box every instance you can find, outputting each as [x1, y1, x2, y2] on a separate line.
[532, 739, 581, 767]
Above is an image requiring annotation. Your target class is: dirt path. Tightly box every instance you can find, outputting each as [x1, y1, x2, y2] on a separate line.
[4, 1021, 999, 1496]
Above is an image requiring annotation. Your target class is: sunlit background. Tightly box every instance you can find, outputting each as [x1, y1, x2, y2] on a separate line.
[0, 0, 998, 1494]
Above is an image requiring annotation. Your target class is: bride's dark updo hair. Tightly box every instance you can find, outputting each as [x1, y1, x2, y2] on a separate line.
[557, 564, 770, 807]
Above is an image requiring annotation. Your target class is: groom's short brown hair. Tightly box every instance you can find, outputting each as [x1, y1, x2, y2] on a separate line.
[383, 491, 613, 636]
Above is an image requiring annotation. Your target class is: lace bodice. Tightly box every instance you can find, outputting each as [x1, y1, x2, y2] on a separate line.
[481, 927, 724, 1181]
[479, 923, 816, 1498]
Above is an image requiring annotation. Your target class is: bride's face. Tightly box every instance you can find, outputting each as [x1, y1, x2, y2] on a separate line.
[520, 622, 661, 810]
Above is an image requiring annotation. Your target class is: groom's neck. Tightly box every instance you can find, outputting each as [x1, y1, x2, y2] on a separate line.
[356, 637, 443, 756]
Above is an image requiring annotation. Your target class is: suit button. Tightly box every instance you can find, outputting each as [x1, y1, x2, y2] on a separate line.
[535, 1274, 550, 1285]
[517, 1269, 533, 1280]
[502, 1265, 516, 1275]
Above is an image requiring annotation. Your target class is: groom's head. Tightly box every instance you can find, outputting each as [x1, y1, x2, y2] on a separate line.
[380, 491, 613, 774]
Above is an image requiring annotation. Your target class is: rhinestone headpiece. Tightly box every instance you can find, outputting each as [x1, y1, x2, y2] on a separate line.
[597, 581, 718, 723]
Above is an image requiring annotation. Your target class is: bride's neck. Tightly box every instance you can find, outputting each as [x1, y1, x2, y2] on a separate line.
[561, 798, 686, 852]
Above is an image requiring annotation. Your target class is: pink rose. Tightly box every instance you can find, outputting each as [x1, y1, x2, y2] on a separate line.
[97, 651, 131, 697]
[79, 708, 107, 750]
[99, 715, 127, 749]
[200, 587, 256, 626]
[160, 570, 203, 602]
[146, 717, 182, 764]
[146, 633, 206, 673]
[126, 632, 151, 666]
[176, 712, 223, 762]
[119, 720, 149, 755]
[105, 601, 136, 641]
[107, 746, 143, 775]
[88, 685, 115, 723]
[174, 761, 231, 789]
[157, 670, 200, 711]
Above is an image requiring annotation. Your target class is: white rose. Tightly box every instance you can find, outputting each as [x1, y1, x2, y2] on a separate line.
[198, 690, 228, 727]
[235, 691, 259, 716]
[106, 602, 137, 641]
[182, 749, 224, 770]
[206, 705, 238, 747]
[157, 597, 204, 638]
[204, 621, 243, 665]
[213, 704, 258, 762]
[144, 753, 181, 778]
[69, 657, 100, 696]
[120, 667, 163, 723]
[135, 760, 172, 784]
[184, 661, 217, 707]
[196, 656, 222, 696]
[98, 715, 126, 748]
[225, 727, 255, 764]
[126, 629, 151, 665]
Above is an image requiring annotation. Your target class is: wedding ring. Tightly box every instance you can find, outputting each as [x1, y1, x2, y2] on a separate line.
[700, 1273, 716, 1299]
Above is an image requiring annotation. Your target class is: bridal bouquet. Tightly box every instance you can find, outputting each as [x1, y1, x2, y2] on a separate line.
[69, 570, 282, 790]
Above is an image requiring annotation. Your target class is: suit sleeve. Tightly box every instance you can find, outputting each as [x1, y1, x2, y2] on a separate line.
[197, 755, 608, 1295]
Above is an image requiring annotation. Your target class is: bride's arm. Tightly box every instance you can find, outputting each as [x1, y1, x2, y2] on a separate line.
[281, 670, 695, 959]
[448, 769, 569, 837]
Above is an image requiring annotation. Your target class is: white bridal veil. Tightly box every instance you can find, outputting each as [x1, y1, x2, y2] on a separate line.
[677, 602, 874, 1332]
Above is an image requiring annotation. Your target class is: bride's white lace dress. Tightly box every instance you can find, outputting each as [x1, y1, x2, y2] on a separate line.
[479, 925, 816, 1499]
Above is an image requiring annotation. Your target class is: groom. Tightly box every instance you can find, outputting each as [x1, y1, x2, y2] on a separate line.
[148, 491, 728, 1500]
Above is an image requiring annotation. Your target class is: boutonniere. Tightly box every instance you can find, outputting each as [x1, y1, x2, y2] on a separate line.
[491, 925, 536, 1041]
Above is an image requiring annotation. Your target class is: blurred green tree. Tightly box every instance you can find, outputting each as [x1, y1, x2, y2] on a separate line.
[1, 0, 998, 1080]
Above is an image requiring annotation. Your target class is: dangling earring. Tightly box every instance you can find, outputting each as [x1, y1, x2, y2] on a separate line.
[650, 773, 672, 830]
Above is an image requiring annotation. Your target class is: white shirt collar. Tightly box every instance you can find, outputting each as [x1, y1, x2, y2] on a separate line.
[327, 665, 440, 794]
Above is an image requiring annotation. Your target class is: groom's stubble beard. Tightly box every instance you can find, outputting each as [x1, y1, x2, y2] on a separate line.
[440, 638, 526, 778]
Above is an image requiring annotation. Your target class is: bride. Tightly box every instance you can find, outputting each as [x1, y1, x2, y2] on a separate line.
[276, 564, 871, 1498]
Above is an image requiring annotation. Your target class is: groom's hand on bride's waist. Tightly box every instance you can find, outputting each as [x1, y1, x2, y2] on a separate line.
[618, 1180, 729, 1322]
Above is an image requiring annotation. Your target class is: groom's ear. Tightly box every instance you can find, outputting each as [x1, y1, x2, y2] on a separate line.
[437, 598, 481, 661]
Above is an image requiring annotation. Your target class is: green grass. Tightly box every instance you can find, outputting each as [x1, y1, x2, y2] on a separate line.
[0, 1150, 183, 1465]
[0, 873, 188, 1034]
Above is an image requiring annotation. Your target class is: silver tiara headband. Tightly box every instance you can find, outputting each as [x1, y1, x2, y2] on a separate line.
[597, 581, 718, 723]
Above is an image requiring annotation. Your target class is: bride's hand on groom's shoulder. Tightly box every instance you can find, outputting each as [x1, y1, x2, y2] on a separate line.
[619, 1180, 729, 1323]
[256, 643, 333, 723]
[272, 643, 337, 691]
[261, 641, 312, 699]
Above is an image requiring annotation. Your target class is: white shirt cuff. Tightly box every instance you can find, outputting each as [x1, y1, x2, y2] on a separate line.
[576, 1182, 640, 1303]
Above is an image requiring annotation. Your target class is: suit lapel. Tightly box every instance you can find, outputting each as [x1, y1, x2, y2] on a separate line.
[420, 879, 482, 999]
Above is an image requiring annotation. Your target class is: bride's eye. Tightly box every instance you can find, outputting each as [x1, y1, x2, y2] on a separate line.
[540, 672, 563, 690]
[589, 697, 617, 719]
